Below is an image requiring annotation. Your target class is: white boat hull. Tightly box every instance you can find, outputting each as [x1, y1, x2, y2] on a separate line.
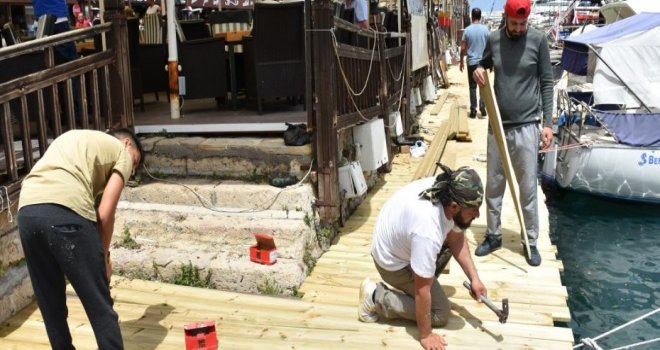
[543, 132, 660, 203]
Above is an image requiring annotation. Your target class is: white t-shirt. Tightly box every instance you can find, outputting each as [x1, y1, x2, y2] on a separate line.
[371, 177, 460, 278]
[146, 4, 161, 15]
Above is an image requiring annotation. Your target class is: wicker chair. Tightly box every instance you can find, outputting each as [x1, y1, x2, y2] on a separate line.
[243, 2, 305, 114]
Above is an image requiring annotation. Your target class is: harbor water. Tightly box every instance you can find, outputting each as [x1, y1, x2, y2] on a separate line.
[545, 190, 660, 349]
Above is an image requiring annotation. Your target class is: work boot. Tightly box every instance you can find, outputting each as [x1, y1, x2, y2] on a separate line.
[475, 235, 502, 256]
[469, 111, 477, 119]
[358, 278, 378, 323]
[524, 245, 542, 266]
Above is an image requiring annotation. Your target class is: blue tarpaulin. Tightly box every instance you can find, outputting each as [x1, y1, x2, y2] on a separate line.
[596, 111, 660, 147]
[561, 12, 660, 75]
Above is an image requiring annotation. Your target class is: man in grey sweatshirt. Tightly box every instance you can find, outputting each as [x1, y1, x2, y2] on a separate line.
[471, 0, 554, 266]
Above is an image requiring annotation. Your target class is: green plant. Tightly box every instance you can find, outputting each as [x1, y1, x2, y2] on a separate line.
[291, 286, 304, 298]
[303, 251, 317, 275]
[257, 277, 282, 295]
[156, 128, 175, 138]
[114, 227, 141, 250]
[303, 212, 312, 227]
[171, 261, 215, 288]
[319, 227, 333, 240]
[247, 169, 265, 183]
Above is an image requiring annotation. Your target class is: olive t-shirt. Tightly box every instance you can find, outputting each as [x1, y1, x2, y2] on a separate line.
[19, 130, 132, 222]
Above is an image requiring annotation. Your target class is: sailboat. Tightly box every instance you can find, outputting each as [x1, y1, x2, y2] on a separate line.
[541, 13, 660, 203]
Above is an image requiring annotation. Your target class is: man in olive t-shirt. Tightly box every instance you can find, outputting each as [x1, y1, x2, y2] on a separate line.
[18, 128, 143, 350]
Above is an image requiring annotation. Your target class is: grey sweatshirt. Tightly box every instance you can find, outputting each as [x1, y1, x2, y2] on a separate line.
[479, 26, 554, 128]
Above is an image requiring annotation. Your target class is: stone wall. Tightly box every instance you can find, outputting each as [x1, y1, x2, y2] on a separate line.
[0, 201, 33, 323]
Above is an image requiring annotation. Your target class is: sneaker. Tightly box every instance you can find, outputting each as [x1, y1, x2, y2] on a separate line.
[475, 235, 502, 256]
[480, 108, 487, 117]
[358, 278, 378, 323]
[524, 245, 542, 266]
[469, 111, 477, 119]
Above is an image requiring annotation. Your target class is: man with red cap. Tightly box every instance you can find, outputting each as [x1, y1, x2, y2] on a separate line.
[471, 0, 554, 266]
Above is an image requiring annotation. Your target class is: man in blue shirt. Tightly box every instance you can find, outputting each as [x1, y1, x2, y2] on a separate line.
[345, 0, 368, 28]
[460, 8, 490, 119]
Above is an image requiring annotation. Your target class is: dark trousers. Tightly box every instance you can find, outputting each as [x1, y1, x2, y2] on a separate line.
[467, 64, 485, 114]
[18, 204, 123, 350]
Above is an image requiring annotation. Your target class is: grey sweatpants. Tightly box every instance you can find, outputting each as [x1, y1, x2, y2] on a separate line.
[485, 123, 540, 245]
[373, 261, 450, 327]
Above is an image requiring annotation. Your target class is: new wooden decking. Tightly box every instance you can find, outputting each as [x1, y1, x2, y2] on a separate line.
[0, 67, 574, 349]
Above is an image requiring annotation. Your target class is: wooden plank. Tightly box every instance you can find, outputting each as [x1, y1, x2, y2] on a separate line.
[480, 71, 531, 257]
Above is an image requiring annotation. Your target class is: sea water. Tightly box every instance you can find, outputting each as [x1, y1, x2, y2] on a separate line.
[545, 190, 660, 349]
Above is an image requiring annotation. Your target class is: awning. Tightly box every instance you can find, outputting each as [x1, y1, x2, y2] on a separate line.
[560, 12, 660, 75]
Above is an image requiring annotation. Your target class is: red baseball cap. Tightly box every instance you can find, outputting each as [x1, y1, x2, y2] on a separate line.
[504, 0, 531, 19]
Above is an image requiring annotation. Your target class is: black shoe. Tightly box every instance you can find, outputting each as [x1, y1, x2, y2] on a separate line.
[469, 111, 477, 119]
[480, 108, 487, 117]
[475, 235, 502, 256]
[524, 245, 542, 266]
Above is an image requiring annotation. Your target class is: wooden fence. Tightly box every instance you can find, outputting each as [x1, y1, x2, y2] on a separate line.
[0, 8, 132, 202]
[311, 0, 409, 224]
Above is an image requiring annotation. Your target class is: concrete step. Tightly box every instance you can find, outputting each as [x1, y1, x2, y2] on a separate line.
[140, 136, 312, 179]
[121, 179, 316, 214]
[112, 179, 321, 296]
[114, 201, 316, 259]
[111, 246, 306, 295]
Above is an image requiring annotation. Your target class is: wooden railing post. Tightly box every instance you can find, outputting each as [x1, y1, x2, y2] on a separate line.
[312, 0, 340, 225]
[104, 0, 133, 128]
[377, 32, 393, 173]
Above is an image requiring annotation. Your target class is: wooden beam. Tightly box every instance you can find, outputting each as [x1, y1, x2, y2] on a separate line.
[480, 71, 531, 258]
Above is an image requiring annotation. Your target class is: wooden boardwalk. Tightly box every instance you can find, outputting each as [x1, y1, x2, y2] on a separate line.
[0, 68, 574, 349]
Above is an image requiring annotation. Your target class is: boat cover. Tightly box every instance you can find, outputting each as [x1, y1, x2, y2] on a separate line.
[561, 13, 660, 108]
[595, 110, 660, 147]
[561, 12, 660, 75]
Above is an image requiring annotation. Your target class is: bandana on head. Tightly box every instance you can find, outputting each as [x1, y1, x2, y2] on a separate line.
[419, 163, 484, 208]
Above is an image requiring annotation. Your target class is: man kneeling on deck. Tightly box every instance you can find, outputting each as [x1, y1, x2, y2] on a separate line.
[358, 164, 487, 350]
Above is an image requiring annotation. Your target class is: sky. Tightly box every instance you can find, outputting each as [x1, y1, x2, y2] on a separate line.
[468, 0, 506, 13]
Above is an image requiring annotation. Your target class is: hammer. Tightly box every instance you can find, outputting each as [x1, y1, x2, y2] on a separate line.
[463, 281, 509, 324]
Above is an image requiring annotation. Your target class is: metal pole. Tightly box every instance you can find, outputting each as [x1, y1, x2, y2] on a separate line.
[166, 0, 180, 119]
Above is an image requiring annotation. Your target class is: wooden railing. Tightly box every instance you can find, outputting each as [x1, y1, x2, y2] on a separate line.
[0, 10, 133, 203]
[311, 0, 410, 224]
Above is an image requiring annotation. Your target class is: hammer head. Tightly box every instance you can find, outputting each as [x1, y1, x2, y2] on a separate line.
[498, 298, 509, 324]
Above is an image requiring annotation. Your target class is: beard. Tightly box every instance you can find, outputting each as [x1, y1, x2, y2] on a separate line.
[506, 28, 526, 40]
[453, 210, 474, 230]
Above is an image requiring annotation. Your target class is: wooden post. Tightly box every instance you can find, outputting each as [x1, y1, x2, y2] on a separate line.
[377, 32, 393, 172]
[312, 0, 340, 225]
[104, 0, 133, 128]
[304, 0, 314, 130]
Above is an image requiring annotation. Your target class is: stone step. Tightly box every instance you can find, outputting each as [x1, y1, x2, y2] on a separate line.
[111, 246, 306, 296]
[140, 136, 312, 179]
[114, 201, 317, 260]
[121, 179, 316, 214]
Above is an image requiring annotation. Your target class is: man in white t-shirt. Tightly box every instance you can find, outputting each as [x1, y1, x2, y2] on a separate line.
[359, 165, 487, 350]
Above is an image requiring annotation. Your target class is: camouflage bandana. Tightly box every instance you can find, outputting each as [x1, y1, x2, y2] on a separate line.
[419, 163, 484, 208]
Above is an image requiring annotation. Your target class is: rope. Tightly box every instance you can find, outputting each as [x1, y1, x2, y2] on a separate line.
[610, 337, 660, 350]
[0, 186, 13, 223]
[580, 338, 603, 350]
[330, 29, 378, 97]
[538, 140, 595, 154]
[574, 308, 660, 349]
[139, 156, 315, 215]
